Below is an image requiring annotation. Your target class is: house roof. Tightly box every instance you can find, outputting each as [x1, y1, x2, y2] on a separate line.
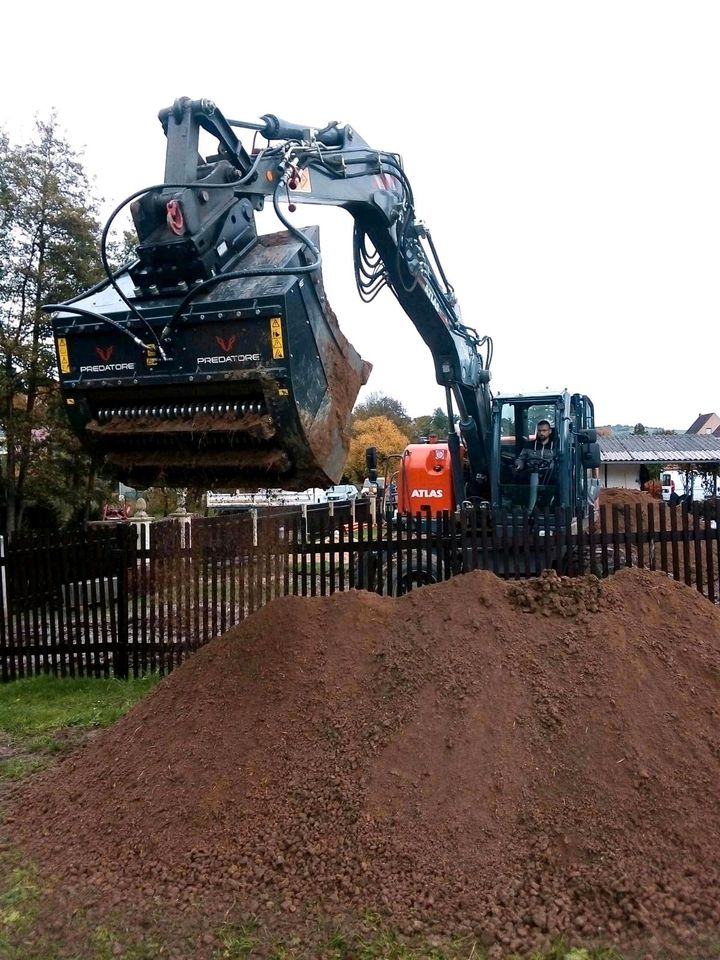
[686, 412, 718, 434]
[599, 434, 720, 463]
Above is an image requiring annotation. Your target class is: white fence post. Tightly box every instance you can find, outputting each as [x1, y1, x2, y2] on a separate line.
[129, 497, 153, 549]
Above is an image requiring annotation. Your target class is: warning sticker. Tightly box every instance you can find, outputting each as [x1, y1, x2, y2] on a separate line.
[270, 317, 285, 359]
[57, 338, 70, 374]
[290, 168, 312, 193]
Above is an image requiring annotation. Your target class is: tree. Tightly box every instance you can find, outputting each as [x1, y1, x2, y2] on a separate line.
[632, 423, 647, 435]
[353, 392, 412, 433]
[411, 407, 454, 440]
[346, 416, 410, 483]
[0, 115, 105, 534]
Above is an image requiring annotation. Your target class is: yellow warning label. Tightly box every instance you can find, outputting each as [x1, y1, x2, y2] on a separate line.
[277, 388, 289, 397]
[66, 398, 76, 405]
[270, 317, 285, 359]
[57, 338, 70, 374]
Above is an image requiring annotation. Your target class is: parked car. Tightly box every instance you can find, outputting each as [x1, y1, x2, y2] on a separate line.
[325, 484, 358, 502]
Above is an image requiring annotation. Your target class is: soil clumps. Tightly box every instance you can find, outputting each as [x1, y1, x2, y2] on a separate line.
[12, 568, 720, 957]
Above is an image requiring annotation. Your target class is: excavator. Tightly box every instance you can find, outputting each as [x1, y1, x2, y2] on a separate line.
[47, 97, 600, 524]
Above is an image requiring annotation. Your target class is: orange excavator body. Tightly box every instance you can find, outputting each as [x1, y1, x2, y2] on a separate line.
[397, 442, 460, 515]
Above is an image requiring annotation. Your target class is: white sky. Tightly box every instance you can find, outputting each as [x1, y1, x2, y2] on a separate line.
[2, 1, 718, 429]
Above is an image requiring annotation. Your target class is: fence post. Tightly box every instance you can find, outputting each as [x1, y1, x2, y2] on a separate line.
[129, 496, 153, 549]
[113, 531, 130, 680]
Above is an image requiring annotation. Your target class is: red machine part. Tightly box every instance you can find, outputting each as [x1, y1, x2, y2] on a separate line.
[397, 442, 457, 515]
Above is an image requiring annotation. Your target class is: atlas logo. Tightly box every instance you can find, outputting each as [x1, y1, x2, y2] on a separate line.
[96, 346, 114, 363]
[411, 489, 444, 498]
[215, 335, 237, 353]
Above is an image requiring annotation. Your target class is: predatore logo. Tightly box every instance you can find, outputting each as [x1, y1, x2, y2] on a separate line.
[79, 362, 134, 373]
[198, 353, 261, 365]
[411, 489, 444, 498]
[216, 335, 237, 353]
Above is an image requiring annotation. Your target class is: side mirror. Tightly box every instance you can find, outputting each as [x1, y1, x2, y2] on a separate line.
[582, 441, 601, 469]
[577, 428, 597, 444]
[366, 446, 378, 482]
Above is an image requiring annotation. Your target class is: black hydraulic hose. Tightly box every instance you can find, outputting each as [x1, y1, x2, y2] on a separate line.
[61, 260, 138, 305]
[94, 153, 276, 357]
[41, 303, 149, 352]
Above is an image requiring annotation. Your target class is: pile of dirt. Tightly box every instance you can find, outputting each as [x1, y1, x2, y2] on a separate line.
[12, 569, 720, 957]
[508, 569, 602, 619]
[598, 487, 657, 509]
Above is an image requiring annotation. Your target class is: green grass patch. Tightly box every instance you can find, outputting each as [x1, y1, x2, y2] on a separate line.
[0, 674, 160, 738]
[90, 924, 162, 959]
[0, 757, 50, 782]
[0, 857, 40, 958]
[215, 920, 260, 958]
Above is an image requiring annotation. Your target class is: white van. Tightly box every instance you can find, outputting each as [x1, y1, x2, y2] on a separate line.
[661, 470, 714, 502]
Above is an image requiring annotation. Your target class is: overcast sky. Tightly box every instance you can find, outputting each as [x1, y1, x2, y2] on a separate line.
[2, 1, 718, 429]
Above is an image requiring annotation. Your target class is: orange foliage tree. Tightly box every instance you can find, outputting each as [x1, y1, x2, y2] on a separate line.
[346, 416, 410, 483]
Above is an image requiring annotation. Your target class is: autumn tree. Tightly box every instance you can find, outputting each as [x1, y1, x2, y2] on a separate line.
[0, 115, 106, 534]
[346, 416, 410, 483]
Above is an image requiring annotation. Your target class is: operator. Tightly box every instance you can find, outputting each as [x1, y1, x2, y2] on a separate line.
[514, 420, 557, 475]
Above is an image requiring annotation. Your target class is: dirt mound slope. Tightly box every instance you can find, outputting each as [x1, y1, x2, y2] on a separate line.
[599, 487, 656, 506]
[13, 569, 720, 956]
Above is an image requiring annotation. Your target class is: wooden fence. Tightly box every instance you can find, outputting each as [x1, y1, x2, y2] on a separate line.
[1, 499, 718, 681]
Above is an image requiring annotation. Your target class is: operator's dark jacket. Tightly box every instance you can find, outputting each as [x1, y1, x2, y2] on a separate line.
[515, 433, 557, 471]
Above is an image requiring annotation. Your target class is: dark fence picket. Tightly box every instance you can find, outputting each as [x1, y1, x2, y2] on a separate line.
[647, 505, 656, 572]
[705, 501, 716, 604]
[681, 504, 692, 587]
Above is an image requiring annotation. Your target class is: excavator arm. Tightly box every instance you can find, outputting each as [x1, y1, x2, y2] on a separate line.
[48, 98, 493, 494]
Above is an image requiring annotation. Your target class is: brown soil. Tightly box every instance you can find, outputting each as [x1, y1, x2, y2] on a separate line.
[598, 487, 657, 509]
[11, 569, 720, 957]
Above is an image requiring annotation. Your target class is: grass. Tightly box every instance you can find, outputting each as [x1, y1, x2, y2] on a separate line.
[0, 673, 161, 789]
[0, 856, 40, 959]
[0, 674, 160, 738]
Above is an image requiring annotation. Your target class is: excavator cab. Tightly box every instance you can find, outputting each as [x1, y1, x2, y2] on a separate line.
[50, 101, 370, 490]
[492, 391, 599, 520]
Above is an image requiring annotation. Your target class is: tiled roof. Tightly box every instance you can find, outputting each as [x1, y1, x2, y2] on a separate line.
[599, 434, 720, 463]
[686, 413, 718, 434]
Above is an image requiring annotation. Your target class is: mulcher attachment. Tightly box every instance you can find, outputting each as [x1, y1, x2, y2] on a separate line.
[53, 228, 370, 490]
